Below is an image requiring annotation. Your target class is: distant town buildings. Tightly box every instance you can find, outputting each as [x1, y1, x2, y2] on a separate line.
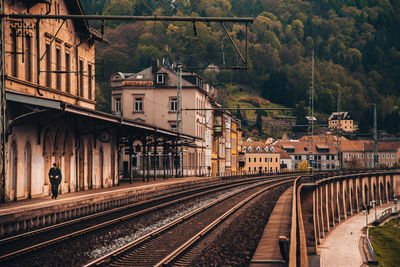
[241, 133, 400, 172]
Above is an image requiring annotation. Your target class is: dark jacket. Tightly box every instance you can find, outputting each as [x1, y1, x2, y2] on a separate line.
[49, 167, 62, 184]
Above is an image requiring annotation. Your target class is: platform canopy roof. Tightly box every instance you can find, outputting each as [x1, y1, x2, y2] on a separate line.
[6, 91, 198, 144]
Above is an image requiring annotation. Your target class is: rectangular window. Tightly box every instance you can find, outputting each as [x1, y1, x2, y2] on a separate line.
[46, 44, 51, 87]
[254, 167, 256, 172]
[79, 60, 84, 97]
[248, 158, 251, 163]
[114, 97, 121, 115]
[170, 124, 177, 132]
[248, 167, 251, 172]
[25, 36, 32, 82]
[65, 52, 70, 93]
[134, 97, 143, 111]
[253, 157, 256, 162]
[56, 47, 61, 90]
[156, 73, 164, 84]
[11, 28, 18, 77]
[259, 157, 262, 162]
[170, 97, 178, 111]
[88, 64, 92, 99]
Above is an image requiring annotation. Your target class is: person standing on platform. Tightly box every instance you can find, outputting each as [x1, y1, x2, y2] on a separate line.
[49, 163, 62, 199]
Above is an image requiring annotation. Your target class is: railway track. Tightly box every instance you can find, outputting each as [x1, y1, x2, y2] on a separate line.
[84, 177, 296, 267]
[0, 175, 293, 265]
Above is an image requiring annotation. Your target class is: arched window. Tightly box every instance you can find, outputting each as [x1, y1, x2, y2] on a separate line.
[25, 142, 32, 194]
[10, 141, 17, 193]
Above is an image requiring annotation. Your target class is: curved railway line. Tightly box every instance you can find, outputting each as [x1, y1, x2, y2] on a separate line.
[85, 177, 296, 267]
[0, 175, 297, 266]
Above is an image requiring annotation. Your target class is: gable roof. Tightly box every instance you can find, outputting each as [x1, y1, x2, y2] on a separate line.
[341, 140, 370, 152]
[328, 111, 351, 120]
[275, 140, 337, 154]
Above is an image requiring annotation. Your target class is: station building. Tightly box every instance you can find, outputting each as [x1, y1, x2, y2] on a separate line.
[0, 0, 190, 202]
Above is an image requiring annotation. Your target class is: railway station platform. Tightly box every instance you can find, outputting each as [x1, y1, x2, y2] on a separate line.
[250, 186, 293, 266]
[0, 176, 220, 238]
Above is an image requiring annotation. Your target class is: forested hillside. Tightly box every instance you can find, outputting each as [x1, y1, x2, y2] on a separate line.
[82, 0, 400, 136]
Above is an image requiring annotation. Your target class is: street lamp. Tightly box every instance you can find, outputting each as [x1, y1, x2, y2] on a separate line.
[363, 210, 368, 230]
[371, 200, 377, 222]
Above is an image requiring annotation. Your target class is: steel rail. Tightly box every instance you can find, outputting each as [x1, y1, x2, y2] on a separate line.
[155, 179, 293, 266]
[84, 177, 295, 266]
[0, 176, 281, 261]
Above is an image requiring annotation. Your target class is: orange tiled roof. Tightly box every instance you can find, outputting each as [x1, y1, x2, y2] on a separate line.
[275, 140, 337, 154]
[341, 140, 371, 152]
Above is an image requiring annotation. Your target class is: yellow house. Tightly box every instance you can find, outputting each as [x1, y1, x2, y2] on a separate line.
[242, 141, 280, 174]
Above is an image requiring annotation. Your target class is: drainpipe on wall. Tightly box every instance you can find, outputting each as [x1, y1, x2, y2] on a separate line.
[35, 1, 51, 96]
[0, 0, 7, 203]
[75, 36, 92, 100]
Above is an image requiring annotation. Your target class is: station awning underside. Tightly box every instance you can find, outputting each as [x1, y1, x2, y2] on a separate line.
[6, 91, 199, 143]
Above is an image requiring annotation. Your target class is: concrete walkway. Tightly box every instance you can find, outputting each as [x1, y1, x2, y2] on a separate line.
[320, 202, 395, 267]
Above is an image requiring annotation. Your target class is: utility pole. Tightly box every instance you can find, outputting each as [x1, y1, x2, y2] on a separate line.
[0, 0, 6, 203]
[372, 104, 378, 167]
[337, 87, 342, 170]
[176, 64, 183, 177]
[308, 46, 315, 175]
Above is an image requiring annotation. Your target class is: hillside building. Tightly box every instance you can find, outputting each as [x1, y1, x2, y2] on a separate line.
[328, 112, 355, 132]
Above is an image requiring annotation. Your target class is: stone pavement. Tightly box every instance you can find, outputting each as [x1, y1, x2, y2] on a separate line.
[320, 202, 395, 267]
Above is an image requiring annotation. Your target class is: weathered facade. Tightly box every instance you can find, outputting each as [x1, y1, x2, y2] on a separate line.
[110, 61, 210, 176]
[110, 61, 242, 177]
[1, 0, 119, 202]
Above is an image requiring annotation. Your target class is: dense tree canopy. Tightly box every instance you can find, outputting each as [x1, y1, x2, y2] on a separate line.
[81, 0, 400, 136]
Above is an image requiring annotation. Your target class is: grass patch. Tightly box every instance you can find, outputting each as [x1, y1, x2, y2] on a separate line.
[369, 217, 400, 267]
